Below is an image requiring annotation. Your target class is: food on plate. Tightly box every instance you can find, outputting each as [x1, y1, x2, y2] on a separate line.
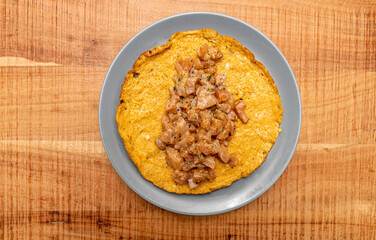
[116, 29, 283, 194]
[155, 44, 249, 189]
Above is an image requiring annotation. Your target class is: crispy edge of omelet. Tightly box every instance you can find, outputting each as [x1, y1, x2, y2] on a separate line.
[116, 28, 282, 194]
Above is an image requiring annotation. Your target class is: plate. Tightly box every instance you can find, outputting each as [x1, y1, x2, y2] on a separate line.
[99, 12, 301, 215]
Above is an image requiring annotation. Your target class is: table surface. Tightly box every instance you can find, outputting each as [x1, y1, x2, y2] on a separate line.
[1, 0, 375, 239]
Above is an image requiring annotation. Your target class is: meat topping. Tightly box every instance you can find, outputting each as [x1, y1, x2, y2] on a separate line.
[156, 45, 247, 189]
[234, 101, 249, 123]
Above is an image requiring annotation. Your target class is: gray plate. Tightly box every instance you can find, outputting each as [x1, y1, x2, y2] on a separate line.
[99, 12, 301, 216]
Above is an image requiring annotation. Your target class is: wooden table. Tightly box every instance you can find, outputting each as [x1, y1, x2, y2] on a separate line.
[1, 0, 375, 239]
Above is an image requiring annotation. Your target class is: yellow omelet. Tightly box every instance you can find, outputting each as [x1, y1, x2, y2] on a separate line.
[116, 29, 283, 194]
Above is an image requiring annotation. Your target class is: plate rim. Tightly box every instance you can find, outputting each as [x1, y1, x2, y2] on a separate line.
[98, 11, 302, 216]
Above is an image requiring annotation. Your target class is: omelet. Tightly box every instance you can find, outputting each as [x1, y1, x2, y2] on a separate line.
[116, 29, 283, 194]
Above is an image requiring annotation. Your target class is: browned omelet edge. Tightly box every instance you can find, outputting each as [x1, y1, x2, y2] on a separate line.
[116, 29, 282, 194]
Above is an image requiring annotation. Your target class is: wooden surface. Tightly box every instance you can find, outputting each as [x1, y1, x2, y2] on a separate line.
[1, 0, 375, 239]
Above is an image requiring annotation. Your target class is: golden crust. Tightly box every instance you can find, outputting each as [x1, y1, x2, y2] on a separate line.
[116, 29, 283, 194]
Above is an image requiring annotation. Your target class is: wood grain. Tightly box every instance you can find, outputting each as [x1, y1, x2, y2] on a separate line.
[1, 0, 375, 239]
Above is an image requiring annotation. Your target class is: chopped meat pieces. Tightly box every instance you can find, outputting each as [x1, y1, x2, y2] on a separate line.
[155, 136, 166, 149]
[197, 44, 223, 61]
[200, 141, 219, 156]
[155, 44, 250, 189]
[214, 110, 227, 121]
[197, 128, 211, 142]
[215, 73, 226, 86]
[192, 168, 210, 182]
[202, 156, 216, 169]
[186, 77, 199, 95]
[227, 111, 238, 121]
[192, 58, 204, 70]
[218, 103, 232, 114]
[175, 117, 188, 134]
[165, 94, 179, 112]
[217, 120, 232, 140]
[179, 96, 193, 109]
[161, 115, 170, 128]
[226, 95, 235, 107]
[182, 160, 196, 171]
[207, 168, 216, 181]
[211, 140, 221, 154]
[228, 153, 238, 167]
[218, 144, 230, 163]
[173, 170, 190, 184]
[187, 143, 200, 155]
[175, 83, 188, 98]
[196, 86, 217, 109]
[167, 110, 180, 122]
[187, 109, 199, 125]
[234, 101, 249, 123]
[175, 58, 193, 77]
[188, 178, 198, 189]
[159, 129, 175, 145]
[174, 131, 195, 150]
[215, 89, 231, 103]
[198, 110, 212, 130]
[209, 118, 225, 136]
[166, 147, 184, 170]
